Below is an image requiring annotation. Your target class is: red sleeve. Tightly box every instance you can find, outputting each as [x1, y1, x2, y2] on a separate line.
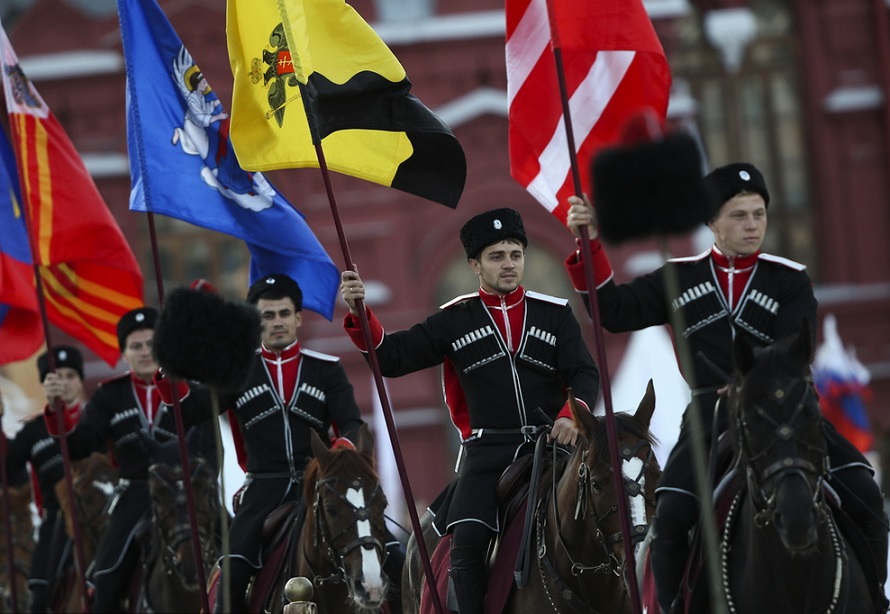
[443, 358, 471, 440]
[227, 410, 248, 472]
[342, 306, 385, 351]
[44, 404, 76, 436]
[153, 372, 190, 405]
[556, 397, 592, 421]
[564, 239, 614, 291]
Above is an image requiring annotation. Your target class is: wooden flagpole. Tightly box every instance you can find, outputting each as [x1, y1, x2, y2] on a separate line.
[312, 142, 446, 614]
[144, 211, 211, 614]
[543, 2, 643, 611]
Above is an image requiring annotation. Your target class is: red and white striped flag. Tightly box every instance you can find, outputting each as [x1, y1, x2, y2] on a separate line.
[506, 0, 671, 222]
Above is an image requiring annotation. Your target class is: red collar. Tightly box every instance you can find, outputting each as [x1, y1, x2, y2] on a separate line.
[261, 340, 301, 361]
[478, 285, 525, 309]
[130, 371, 155, 389]
[711, 246, 759, 270]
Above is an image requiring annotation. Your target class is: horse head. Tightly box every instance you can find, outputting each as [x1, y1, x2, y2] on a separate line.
[729, 322, 826, 553]
[147, 456, 220, 590]
[303, 423, 390, 613]
[545, 382, 660, 606]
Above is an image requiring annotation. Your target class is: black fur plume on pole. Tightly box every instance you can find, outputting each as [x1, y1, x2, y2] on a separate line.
[592, 129, 709, 244]
[588, 114, 730, 613]
[152, 286, 261, 391]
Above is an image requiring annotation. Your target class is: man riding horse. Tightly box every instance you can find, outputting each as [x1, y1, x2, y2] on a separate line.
[340, 207, 601, 614]
[565, 162, 888, 613]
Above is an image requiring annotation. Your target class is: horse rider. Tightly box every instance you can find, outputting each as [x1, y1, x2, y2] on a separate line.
[43, 307, 217, 612]
[212, 273, 404, 614]
[564, 162, 888, 613]
[340, 207, 601, 614]
[5, 346, 87, 613]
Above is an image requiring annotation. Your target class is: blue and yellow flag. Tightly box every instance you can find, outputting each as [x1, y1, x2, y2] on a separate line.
[226, 0, 466, 208]
[118, 0, 339, 319]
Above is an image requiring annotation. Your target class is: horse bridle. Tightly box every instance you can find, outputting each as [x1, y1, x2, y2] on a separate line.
[735, 376, 828, 525]
[309, 475, 387, 586]
[536, 437, 656, 613]
[150, 479, 219, 580]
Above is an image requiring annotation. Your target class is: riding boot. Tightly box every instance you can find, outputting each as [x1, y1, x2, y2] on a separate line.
[649, 515, 691, 613]
[383, 540, 405, 614]
[448, 545, 487, 614]
[27, 584, 48, 614]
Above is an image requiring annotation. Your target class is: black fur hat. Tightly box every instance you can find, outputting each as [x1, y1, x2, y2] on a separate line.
[37, 345, 84, 382]
[246, 273, 303, 311]
[702, 162, 770, 215]
[152, 287, 262, 392]
[117, 307, 158, 352]
[459, 208, 528, 260]
[591, 131, 710, 244]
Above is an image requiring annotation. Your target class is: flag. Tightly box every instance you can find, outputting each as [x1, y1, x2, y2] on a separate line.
[506, 0, 671, 221]
[226, 0, 466, 208]
[117, 0, 339, 319]
[813, 314, 873, 452]
[0, 127, 41, 364]
[0, 24, 144, 367]
[370, 375, 405, 533]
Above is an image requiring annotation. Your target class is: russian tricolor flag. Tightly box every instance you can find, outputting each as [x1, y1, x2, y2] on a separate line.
[813, 314, 874, 452]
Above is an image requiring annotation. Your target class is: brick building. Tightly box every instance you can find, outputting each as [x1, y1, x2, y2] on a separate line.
[1, 0, 888, 505]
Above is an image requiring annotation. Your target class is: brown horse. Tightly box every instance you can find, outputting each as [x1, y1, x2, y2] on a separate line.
[240, 423, 393, 614]
[53, 451, 119, 613]
[0, 481, 34, 613]
[136, 455, 222, 613]
[405, 382, 661, 614]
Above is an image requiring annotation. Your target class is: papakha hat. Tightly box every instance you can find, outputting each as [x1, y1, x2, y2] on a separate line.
[37, 345, 84, 382]
[703, 162, 770, 214]
[116, 306, 158, 352]
[459, 208, 528, 260]
[246, 273, 303, 311]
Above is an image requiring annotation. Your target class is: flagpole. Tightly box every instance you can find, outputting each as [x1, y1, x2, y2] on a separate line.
[311, 142, 446, 614]
[145, 212, 211, 614]
[543, 2, 643, 611]
[0, 390, 20, 613]
[25, 244, 90, 614]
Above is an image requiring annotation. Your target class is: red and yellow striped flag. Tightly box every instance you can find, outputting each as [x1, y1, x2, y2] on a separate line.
[0, 25, 144, 366]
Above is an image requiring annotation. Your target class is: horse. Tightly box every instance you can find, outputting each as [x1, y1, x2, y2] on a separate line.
[52, 450, 119, 613]
[235, 423, 393, 614]
[0, 481, 34, 613]
[136, 455, 222, 613]
[665, 325, 873, 613]
[405, 382, 661, 614]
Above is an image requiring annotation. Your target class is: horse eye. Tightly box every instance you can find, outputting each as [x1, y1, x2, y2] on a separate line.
[591, 481, 605, 495]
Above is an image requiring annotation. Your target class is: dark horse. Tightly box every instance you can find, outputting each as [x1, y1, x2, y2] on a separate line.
[0, 481, 34, 613]
[137, 455, 222, 613]
[53, 451, 118, 613]
[235, 423, 392, 614]
[668, 326, 873, 613]
[405, 383, 662, 614]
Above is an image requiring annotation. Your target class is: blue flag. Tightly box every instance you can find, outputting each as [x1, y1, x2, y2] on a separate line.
[0, 127, 42, 363]
[118, 0, 338, 319]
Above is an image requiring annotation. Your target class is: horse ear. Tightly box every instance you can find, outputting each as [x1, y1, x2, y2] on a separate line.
[310, 429, 334, 465]
[733, 332, 756, 375]
[356, 423, 375, 461]
[568, 388, 597, 440]
[633, 379, 656, 430]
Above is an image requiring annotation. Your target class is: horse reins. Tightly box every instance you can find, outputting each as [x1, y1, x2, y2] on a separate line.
[535, 435, 655, 613]
[306, 474, 386, 587]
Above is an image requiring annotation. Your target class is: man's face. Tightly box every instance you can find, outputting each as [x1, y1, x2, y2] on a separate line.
[257, 297, 302, 351]
[54, 367, 84, 406]
[122, 328, 158, 382]
[470, 240, 525, 295]
[709, 192, 768, 258]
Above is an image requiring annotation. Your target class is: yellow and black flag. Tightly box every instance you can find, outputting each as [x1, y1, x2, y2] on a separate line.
[226, 0, 466, 208]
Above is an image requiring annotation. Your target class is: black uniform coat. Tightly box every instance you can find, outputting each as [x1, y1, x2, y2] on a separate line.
[361, 290, 600, 534]
[588, 250, 868, 493]
[220, 348, 363, 568]
[47, 373, 214, 577]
